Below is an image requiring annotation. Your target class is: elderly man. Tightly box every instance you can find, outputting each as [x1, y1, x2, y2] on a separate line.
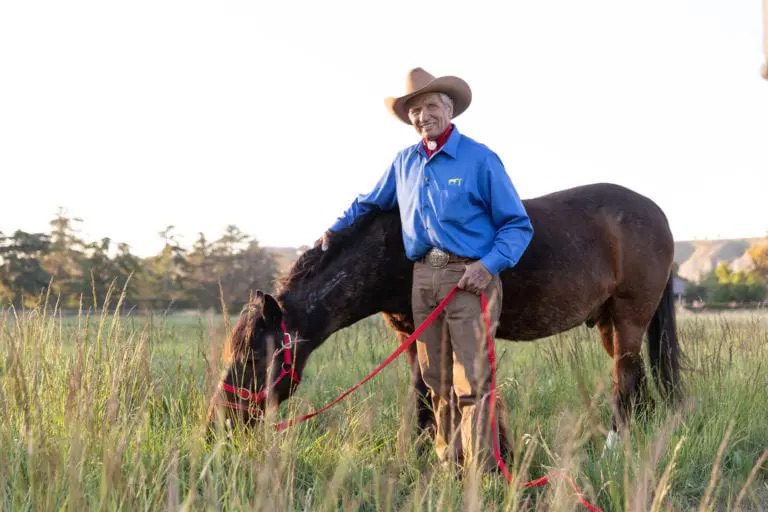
[763, 0, 767, 79]
[322, 68, 533, 472]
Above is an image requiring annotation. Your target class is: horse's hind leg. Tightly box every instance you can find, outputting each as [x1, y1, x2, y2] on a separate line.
[596, 309, 614, 357]
[595, 310, 625, 451]
[610, 312, 652, 428]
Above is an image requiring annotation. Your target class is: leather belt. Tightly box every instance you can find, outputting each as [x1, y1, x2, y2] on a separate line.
[420, 247, 474, 268]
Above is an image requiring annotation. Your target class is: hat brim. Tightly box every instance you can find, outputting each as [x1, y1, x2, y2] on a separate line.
[384, 76, 472, 125]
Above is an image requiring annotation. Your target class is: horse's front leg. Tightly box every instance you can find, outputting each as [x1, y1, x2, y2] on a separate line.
[403, 335, 436, 442]
[383, 314, 437, 443]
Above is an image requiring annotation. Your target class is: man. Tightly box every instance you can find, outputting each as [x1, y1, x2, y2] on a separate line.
[763, 0, 767, 79]
[322, 68, 533, 472]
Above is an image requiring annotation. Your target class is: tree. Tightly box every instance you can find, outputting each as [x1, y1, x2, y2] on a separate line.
[238, 239, 278, 298]
[77, 237, 122, 308]
[0, 231, 52, 307]
[695, 261, 767, 304]
[142, 226, 188, 308]
[213, 225, 249, 257]
[186, 232, 218, 309]
[747, 237, 768, 282]
[0, 219, 279, 312]
[182, 227, 277, 311]
[112, 243, 145, 308]
[43, 207, 86, 307]
[210, 225, 249, 309]
[196, 226, 278, 311]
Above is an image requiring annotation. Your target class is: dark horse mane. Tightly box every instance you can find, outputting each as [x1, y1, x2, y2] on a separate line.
[229, 213, 387, 360]
[228, 306, 257, 361]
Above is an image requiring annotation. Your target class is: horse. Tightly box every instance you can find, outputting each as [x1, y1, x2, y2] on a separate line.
[209, 183, 682, 446]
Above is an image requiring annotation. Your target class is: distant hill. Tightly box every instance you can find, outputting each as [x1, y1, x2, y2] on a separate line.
[674, 238, 761, 282]
[266, 238, 763, 285]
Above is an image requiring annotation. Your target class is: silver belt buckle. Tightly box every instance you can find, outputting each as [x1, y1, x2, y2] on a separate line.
[427, 247, 450, 268]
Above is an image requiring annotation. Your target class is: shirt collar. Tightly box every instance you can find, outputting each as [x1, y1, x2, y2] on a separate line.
[416, 124, 461, 159]
[440, 124, 460, 159]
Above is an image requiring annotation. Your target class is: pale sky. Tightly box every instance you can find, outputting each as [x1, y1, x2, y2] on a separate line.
[1, 0, 766, 256]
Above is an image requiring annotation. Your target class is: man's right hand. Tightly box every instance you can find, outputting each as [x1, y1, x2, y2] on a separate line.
[316, 230, 332, 251]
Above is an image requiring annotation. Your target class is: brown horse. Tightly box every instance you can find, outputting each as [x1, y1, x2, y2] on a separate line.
[210, 183, 681, 442]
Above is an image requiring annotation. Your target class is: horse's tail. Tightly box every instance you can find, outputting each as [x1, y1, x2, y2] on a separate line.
[646, 274, 682, 399]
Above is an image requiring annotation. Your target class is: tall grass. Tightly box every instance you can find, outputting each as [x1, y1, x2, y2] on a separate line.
[1, 297, 766, 511]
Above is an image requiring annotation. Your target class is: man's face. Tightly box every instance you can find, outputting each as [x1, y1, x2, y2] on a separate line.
[406, 92, 453, 140]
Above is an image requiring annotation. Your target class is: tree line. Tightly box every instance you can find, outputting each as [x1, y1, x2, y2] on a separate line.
[0, 209, 278, 311]
[3, 209, 766, 310]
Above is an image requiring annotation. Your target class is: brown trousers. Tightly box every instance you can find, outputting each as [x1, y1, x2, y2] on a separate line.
[412, 260, 502, 472]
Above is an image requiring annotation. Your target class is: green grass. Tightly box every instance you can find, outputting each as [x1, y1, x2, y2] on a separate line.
[1, 302, 767, 511]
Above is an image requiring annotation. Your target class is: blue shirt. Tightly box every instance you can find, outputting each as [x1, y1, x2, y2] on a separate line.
[330, 126, 533, 275]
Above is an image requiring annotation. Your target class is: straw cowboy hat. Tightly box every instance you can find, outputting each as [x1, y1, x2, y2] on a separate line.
[385, 68, 472, 125]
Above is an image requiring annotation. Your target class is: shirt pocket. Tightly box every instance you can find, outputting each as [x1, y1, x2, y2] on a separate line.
[438, 188, 470, 223]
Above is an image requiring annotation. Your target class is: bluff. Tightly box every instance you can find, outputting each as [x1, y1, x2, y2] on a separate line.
[674, 238, 760, 282]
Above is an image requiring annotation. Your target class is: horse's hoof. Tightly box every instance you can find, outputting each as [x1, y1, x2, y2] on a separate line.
[602, 429, 619, 457]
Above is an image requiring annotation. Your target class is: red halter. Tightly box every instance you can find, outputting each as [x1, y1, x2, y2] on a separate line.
[217, 320, 300, 416]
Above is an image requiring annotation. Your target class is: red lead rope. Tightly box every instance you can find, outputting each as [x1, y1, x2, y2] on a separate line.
[480, 294, 603, 512]
[269, 286, 602, 511]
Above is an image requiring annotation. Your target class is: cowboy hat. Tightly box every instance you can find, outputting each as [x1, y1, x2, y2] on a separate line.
[384, 67, 472, 125]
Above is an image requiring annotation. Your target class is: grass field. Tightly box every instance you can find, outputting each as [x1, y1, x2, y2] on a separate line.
[1, 301, 767, 511]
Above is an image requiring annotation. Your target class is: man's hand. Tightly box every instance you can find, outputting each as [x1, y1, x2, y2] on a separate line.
[314, 230, 333, 251]
[457, 261, 493, 295]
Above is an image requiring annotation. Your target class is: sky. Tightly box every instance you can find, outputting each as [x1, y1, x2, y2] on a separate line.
[1, 0, 766, 256]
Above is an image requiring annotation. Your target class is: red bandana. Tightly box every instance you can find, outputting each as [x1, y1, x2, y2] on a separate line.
[422, 125, 453, 158]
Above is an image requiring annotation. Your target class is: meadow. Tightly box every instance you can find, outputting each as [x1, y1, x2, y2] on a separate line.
[1, 298, 767, 511]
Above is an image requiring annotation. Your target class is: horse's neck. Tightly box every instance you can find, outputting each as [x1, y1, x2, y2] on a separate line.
[279, 277, 380, 346]
[278, 213, 411, 348]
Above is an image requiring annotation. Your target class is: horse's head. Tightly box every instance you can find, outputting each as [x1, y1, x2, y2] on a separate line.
[208, 210, 412, 431]
[208, 290, 300, 428]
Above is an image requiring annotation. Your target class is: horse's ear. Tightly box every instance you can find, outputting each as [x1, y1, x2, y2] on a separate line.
[255, 290, 282, 327]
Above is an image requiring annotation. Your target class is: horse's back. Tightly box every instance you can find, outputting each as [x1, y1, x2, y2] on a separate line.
[497, 183, 673, 340]
[528, 183, 669, 225]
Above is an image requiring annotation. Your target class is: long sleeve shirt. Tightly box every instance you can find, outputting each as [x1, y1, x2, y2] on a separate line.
[330, 126, 533, 276]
